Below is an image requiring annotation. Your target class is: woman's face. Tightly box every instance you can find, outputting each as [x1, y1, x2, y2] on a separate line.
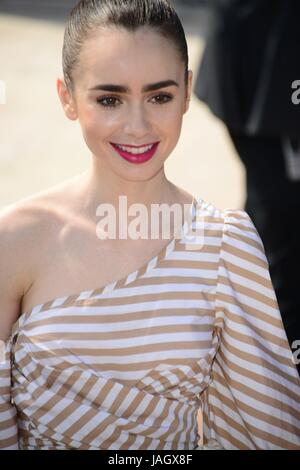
[58, 26, 193, 182]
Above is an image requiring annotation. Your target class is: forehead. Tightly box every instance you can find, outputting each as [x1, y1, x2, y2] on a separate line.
[76, 26, 183, 87]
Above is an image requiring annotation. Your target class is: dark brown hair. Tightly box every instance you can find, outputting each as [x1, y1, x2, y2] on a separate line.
[62, 0, 189, 93]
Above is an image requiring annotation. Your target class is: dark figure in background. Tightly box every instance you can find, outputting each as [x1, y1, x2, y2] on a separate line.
[192, 0, 300, 374]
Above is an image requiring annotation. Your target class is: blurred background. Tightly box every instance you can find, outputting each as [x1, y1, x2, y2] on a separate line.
[0, 0, 245, 210]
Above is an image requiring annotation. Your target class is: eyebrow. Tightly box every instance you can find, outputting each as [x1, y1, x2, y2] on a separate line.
[88, 80, 179, 93]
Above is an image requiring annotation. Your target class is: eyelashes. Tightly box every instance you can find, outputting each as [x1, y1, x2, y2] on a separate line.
[96, 93, 174, 108]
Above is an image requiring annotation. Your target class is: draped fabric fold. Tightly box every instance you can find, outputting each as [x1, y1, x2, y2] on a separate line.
[10, 327, 219, 450]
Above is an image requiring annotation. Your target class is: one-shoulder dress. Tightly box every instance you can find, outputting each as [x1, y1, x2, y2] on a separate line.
[1, 197, 299, 450]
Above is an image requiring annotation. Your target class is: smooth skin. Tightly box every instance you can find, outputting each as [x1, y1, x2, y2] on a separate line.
[0, 26, 193, 342]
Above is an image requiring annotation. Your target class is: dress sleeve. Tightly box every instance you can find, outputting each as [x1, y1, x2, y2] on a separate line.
[0, 337, 19, 449]
[202, 209, 300, 449]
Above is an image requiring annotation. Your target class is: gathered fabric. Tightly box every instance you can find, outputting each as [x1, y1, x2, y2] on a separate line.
[10, 326, 218, 450]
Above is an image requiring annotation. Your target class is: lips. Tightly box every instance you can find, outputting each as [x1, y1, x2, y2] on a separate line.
[110, 142, 160, 164]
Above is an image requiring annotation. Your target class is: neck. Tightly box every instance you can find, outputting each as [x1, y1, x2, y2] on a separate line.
[77, 162, 183, 215]
[74, 161, 195, 240]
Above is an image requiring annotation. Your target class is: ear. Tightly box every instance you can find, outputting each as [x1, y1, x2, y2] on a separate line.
[184, 69, 193, 114]
[56, 77, 78, 121]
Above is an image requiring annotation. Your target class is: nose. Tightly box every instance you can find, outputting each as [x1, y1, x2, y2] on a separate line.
[123, 102, 151, 138]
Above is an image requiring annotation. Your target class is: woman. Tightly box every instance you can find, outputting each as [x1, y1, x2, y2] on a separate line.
[0, 0, 299, 450]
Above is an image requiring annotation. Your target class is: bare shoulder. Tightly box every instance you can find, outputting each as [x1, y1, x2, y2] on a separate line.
[0, 173, 84, 236]
[0, 178, 79, 341]
[0, 183, 68, 247]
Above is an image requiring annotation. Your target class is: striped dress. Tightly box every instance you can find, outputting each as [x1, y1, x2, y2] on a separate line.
[0, 197, 299, 450]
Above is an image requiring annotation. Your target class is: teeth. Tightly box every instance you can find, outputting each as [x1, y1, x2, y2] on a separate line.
[115, 144, 154, 154]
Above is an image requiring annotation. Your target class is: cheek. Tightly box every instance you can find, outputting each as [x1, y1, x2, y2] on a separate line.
[158, 105, 184, 134]
[79, 107, 110, 137]
[77, 109, 101, 150]
[83, 106, 123, 132]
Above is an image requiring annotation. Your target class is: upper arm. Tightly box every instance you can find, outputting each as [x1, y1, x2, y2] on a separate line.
[216, 208, 280, 318]
[204, 209, 300, 449]
[0, 204, 38, 342]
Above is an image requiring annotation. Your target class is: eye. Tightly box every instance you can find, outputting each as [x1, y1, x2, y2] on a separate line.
[96, 96, 121, 108]
[96, 93, 174, 108]
[150, 93, 174, 105]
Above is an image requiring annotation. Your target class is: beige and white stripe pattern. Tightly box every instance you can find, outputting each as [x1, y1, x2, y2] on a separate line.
[0, 338, 19, 449]
[202, 208, 300, 449]
[0, 197, 299, 449]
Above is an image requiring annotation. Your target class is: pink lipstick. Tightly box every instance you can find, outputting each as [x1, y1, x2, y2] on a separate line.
[110, 142, 160, 164]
